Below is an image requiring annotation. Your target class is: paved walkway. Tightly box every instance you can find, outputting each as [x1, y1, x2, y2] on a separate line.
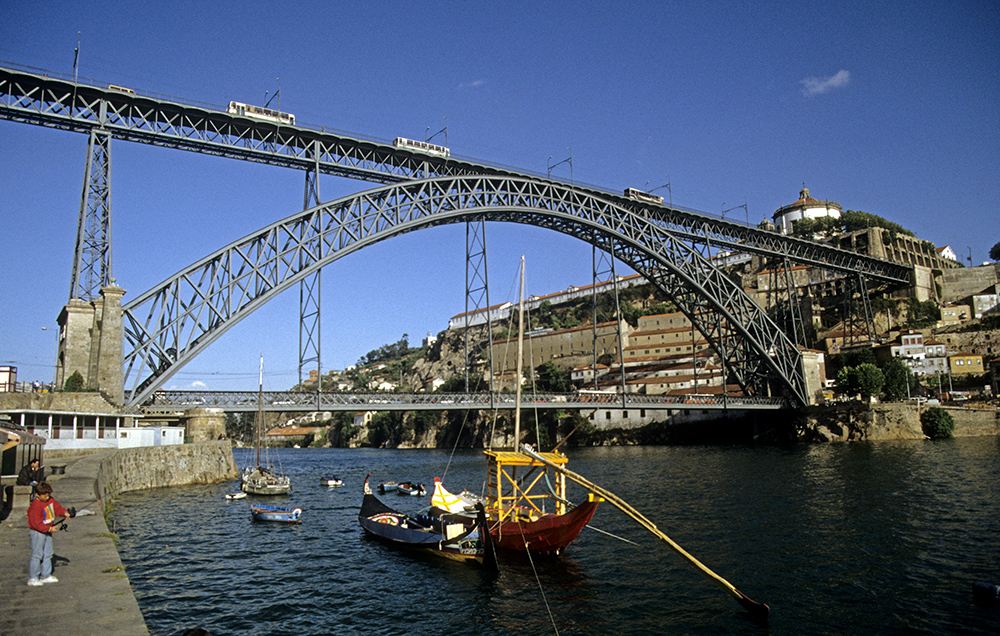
[0, 452, 149, 636]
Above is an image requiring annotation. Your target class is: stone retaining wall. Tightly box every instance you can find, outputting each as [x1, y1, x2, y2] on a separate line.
[797, 403, 1000, 443]
[93, 440, 240, 500]
[0, 391, 120, 413]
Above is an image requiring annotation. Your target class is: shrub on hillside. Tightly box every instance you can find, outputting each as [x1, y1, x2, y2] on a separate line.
[63, 370, 85, 392]
[920, 407, 955, 439]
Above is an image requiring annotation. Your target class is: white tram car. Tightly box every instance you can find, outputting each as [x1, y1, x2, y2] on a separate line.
[227, 101, 295, 125]
[624, 188, 664, 205]
[393, 137, 450, 158]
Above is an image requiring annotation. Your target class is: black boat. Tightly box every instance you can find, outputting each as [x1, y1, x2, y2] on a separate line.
[359, 475, 497, 571]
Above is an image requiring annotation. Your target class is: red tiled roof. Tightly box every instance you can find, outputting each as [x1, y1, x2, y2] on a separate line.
[266, 426, 325, 437]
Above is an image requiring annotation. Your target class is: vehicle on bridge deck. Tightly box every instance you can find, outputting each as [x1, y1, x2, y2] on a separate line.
[624, 187, 664, 205]
[393, 136, 450, 157]
[108, 84, 135, 95]
[227, 100, 295, 125]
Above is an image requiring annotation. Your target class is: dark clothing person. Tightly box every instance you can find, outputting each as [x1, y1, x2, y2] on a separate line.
[17, 460, 44, 486]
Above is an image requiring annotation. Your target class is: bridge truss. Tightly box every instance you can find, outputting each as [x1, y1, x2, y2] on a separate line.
[0, 65, 912, 409]
[143, 389, 786, 414]
[0, 64, 911, 282]
[120, 176, 904, 407]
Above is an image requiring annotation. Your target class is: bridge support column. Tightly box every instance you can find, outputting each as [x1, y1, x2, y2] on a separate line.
[70, 128, 113, 302]
[464, 216, 493, 393]
[299, 141, 322, 391]
[56, 283, 126, 404]
[799, 349, 825, 405]
[181, 408, 226, 442]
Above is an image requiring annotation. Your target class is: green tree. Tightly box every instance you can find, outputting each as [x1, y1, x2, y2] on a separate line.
[325, 412, 358, 448]
[63, 370, 84, 392]
[836, 366, 858, 396]
[534, 361, 574, 393]
[225, 412, 254, 443]
[920, 407, 955, 439]
[990, 241, 1000, 261]
[838, 363, 884, 400]
[854, 363, 885, 400]
[881, 358, 915, 401]
[438, 375, 488, 393]
[905, 299, 940, 328]
[367, 411, 403, 448]
[345, 367, 370, 391]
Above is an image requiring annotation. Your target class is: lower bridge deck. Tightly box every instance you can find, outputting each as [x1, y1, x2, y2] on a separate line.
[139, 390, 789, 414]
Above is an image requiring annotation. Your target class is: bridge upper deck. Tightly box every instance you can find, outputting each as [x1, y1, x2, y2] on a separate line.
[0, 64, 910, 285]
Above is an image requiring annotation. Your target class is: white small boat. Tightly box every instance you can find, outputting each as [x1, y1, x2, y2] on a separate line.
[251, 504, 302, 524]
[226, 491, 248, 500]
[321, 476, 343, 487]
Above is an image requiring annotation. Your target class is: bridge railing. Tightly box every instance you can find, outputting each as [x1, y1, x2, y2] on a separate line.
[140, 390, 788, 413]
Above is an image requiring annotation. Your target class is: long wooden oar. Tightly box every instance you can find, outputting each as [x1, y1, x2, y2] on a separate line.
[522, 445, 770, 621]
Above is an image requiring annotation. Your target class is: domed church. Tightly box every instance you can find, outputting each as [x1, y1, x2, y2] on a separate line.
[772, 187, 842, 234]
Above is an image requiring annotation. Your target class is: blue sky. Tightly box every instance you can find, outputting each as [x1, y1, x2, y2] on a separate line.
[1, 1, 998, 391]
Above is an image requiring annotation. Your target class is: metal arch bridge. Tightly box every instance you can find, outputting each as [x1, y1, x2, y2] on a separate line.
[0, 64, 912, 408]
[120, 174, 898, 408]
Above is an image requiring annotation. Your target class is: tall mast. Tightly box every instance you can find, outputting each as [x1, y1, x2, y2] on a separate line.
[514, 255, 524, 451]
[257, 354, 263, 467]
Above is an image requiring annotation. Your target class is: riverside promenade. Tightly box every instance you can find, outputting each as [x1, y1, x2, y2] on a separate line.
[0, 452, 149, 636]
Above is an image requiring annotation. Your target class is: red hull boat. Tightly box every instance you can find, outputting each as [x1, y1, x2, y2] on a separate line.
[431, 449, 601, 555]
[489, 497, 600, 553]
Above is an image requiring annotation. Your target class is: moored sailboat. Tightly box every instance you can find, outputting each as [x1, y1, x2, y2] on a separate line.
[241, 356, 291, 496]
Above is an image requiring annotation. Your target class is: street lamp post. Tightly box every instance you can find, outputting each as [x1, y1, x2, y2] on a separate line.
[722, 199, 748, 224]
[426, 117, 448, 147]
[41, 327, 58, 389]
[547, 150, 572, 183]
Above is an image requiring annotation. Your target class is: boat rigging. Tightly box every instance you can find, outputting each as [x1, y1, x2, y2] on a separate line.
[240, 355, 291, 495]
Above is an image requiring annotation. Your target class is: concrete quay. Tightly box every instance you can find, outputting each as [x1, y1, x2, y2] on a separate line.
[0, 452, 148, 636]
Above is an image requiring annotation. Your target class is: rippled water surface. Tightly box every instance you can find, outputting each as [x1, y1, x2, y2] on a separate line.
[112, 439, 1000, 635]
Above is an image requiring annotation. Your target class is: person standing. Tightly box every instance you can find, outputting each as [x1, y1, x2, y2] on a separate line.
[17, 458, 44, 499]
[26, 481, 70, 586]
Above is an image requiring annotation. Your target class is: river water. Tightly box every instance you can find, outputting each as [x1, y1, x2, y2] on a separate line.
[111, 438, 1000, 635]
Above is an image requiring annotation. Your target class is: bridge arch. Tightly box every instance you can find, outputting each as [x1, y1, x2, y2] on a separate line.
[122, 175, 805, 406]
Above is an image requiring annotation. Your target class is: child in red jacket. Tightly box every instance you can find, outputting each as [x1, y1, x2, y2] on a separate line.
[26, 481, 70, 586]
